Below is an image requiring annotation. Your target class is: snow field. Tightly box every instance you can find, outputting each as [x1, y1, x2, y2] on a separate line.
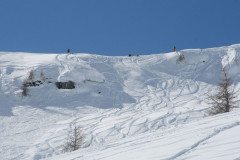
[0, 44, 240, 159]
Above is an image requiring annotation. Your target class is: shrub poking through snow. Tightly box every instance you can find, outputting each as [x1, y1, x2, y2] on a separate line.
[27, 70, 34, 82]
[176, 53, 185, 63]
[208, 68, 237, 115]
[40, 70, 46, 82]
[21, 70, 34, 97]
[21, 80, 29, 97]
[63, 122, 83, 152]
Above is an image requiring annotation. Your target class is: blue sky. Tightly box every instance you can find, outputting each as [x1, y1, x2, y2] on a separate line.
[0, 0, 240, 55]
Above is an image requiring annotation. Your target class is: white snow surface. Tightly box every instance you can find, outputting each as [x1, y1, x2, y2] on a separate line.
[1, 45, 240, 160]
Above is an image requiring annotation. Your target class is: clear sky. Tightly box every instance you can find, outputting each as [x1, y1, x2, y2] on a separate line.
[0, 0, 240, 55]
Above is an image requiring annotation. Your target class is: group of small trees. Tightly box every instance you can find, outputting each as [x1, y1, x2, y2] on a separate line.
[21, 70, 46, 97]
[21, 70, 84, 152]
[19, 54, 237, 155]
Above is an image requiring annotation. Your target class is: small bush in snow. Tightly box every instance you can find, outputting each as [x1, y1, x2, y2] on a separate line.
[27, 70, 34, 82]
[63, 123, 83, 152]
[40, 70, 46, 82]
[21, 70, 34, 97]
[176, 53, 185, 63]
[21, 80, 29, 97]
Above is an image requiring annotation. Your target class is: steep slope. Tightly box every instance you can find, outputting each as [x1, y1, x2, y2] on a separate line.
[0, 44, 240, 160]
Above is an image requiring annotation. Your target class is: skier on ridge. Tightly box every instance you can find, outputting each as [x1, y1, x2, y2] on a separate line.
[173, 46, 176, 52]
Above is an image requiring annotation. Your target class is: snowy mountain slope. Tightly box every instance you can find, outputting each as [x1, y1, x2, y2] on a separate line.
[46, 111, 240, 160]
[0, 44, 240, 160]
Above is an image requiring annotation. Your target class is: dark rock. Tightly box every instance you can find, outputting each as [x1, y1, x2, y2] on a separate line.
[24, 81, 43, 87]
[55, 81, 75, 89]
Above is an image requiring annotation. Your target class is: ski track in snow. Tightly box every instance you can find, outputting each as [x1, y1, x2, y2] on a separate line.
[166, 122, 240, 160]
